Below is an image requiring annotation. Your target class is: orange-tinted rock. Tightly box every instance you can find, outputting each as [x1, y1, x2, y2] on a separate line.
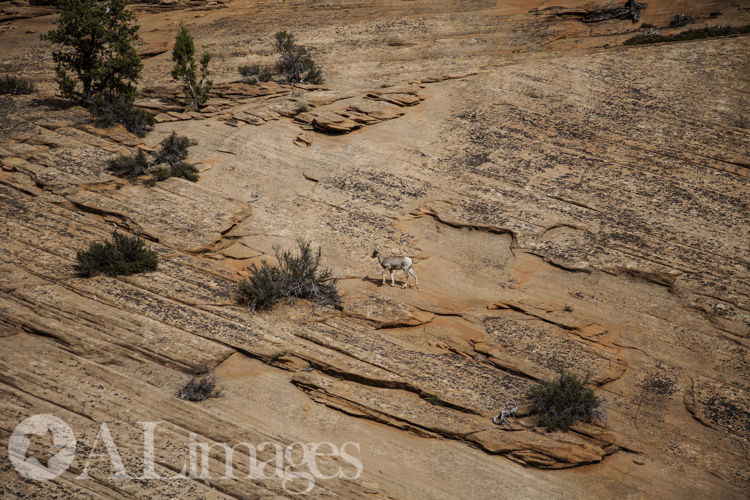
[293, 133, 312, 147]
[311, 111, 361, 132]
[341, 291, 434, 328]
[1, 1, 750, 498]
[348, 101, 405, 120]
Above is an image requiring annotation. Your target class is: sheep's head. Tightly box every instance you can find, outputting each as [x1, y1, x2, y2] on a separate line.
[371, 246, 380, 258]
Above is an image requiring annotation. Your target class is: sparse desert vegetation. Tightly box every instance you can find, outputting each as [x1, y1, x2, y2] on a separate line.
[0, 75, 36, 95]
[273, 30, 324, 85]
[528, 371, 604, 432]
[1, 0, 748, 497]
[90, 95, 155, 138]
[107, 132, 199, 182]
[238, 63, 273, 84]
[238, 239, 340, 313]
[76, 231, 158, 277]
[177, 369, 219, 401]
[107, 149, 150, 178]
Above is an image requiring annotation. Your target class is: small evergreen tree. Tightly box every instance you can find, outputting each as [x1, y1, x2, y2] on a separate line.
[274, 31, 323, 85]
[40, 0, 143, 103]
[171, 22, 213, 110]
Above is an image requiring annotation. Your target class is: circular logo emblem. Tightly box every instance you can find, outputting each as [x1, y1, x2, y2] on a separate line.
[9, 415, 76, 480]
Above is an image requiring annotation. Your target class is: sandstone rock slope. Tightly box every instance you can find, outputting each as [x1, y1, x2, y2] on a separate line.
[1, 0, 749, 498]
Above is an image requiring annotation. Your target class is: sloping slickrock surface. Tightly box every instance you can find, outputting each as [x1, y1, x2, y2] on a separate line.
[1, 0, 750, 498]
[66, 178, 252, 252]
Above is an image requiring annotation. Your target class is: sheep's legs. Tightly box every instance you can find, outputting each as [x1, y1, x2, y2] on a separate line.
[400, 267, 419, 289]
[382, 269, 397, 287]
[409, 268, 419, 289]
[399, 267, 409, 289]
[379, 264, 418, 289]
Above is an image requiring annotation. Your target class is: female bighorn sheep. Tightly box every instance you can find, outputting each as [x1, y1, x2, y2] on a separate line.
[371, 246, 419, 289]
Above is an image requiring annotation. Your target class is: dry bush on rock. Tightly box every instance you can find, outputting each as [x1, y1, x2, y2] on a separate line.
[238, 64, 273, 84]
[0, 75, 36, 95]
[177, 370, 219, 401]
[528, 371, 604, 432]
[238, 239, 340, 313]
[274, 31, 324, 85]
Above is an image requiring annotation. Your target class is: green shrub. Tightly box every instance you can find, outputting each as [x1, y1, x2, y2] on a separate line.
[169, 162, 200, 183]
[238, 239, 340, 313]
[296, 101, 309, 113]
[90, 96, 155, 138]
[0, 76, 37, 95]
[150, 165, 170, 182]
[238, 63, 273, 84]
[150, 131, 199, 182]
[153, 131, 197, 166]
[238, 64, 256, 80]
[425, 395, 446, 406]
[238, 260, 286, 313]
[177, 370, 218, 401]
[257, 66, 273, 83]
[107, 131, 199, 183]
[151, 162, 199, 182]
[107, 149, 149, 177]
[273, 30, 324, 85]
[76, 230, 158, 277]
[528, 371, 604, 432]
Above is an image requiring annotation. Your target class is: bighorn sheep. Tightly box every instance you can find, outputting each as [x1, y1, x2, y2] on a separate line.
[371, 246, 419, 289]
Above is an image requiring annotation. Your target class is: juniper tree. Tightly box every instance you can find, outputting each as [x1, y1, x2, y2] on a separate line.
[41, 0, 143, 103]
[273, 31, 323, 85]
[171, 22, 213, 109]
